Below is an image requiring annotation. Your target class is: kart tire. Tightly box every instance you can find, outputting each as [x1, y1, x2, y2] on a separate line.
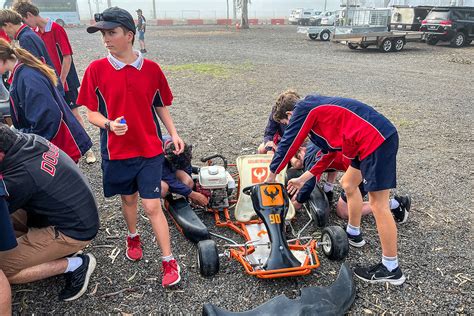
[308, 33, 318, 40]
[197, 240, 219, 277]
[320, 30, 331, 41]
[321, 226, 349, 261]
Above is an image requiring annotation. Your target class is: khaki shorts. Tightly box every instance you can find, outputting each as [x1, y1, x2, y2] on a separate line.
[0, 210, 90, 277]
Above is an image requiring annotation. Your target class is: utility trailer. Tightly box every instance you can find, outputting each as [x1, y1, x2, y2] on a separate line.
[332, 30, 424, 52]
[297, 26, 334, 41]
[332, 8, 424, 52]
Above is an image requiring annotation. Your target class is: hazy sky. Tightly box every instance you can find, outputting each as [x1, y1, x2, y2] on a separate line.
[78, 0, 473, 19]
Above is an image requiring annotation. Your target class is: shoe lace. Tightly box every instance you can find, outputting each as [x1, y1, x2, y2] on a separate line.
[162, 260, 177, 275]
[128, 236, 141, 249]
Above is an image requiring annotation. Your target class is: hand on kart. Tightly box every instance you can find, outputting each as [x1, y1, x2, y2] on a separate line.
[110, 116, 128, 136]
[265, 172, 277, 183]
[287, 177, 306, 196]
[189, 191, 209, 207]
[264, 141, 276, 152]
[171, 134, 185, 155]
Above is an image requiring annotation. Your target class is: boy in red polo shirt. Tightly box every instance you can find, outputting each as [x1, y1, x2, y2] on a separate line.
[77, 7, 184, 288]
[13, 0, 96, 164]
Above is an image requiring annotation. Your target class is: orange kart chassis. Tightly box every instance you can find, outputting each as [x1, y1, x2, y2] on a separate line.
[209, 163, 321, 279]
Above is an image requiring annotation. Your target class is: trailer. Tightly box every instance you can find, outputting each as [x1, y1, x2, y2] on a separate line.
[332, 30, 425, 52]
[331, 8, 424, 52]
[297, 26, 334, 41]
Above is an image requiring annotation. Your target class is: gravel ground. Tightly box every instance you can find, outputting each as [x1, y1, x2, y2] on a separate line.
[11, 25, 473, 315]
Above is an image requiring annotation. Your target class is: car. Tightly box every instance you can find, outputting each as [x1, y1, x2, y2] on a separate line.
[0, 81, 11, 126]
[420, 6, 474, 47]
[309, 11, 336, 26]
[390, 5, 433, 31]
[290, 8, 318, 26]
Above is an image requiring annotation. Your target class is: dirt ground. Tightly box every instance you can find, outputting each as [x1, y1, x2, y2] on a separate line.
[11, 25, 473, 315]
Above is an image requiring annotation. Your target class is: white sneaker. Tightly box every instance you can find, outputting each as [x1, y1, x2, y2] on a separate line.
[85, 150, 97, 164]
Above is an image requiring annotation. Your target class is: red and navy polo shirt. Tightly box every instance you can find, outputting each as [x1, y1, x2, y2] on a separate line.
[0, 29, 10, 42]
[270, 95, 397, 177]
[35, 19, 77, 91]
[77, 52, 173, 161]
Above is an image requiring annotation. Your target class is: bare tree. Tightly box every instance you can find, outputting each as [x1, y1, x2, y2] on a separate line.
[236, 0, 251, 29]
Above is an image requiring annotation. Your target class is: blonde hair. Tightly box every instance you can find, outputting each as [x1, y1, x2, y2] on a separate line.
[0, 39, 57, 86]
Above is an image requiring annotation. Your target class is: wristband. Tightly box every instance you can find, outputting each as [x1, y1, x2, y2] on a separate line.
[104, 120, 111, 131]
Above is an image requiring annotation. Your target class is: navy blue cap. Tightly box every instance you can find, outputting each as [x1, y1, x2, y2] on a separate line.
[87, 7, 136, 34]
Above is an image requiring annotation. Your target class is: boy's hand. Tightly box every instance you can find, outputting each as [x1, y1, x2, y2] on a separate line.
[171, 135, 185, 154]
[189, 191, 209, 207]
[110, 116, 128, 136]
[265, 172, 277, 183]
[287, 177, 305, 196]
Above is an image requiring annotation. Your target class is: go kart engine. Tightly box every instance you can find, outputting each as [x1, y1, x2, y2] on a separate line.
[198, 165, 235, 209]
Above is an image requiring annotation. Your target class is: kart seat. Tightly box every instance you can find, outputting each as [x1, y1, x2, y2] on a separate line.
[235, 154, 295, 222]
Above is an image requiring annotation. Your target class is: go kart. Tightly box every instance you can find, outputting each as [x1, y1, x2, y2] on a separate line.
[164, 154, 349, 278]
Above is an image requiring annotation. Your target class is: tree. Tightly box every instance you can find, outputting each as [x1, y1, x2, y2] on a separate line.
[236, 0, 251, 29]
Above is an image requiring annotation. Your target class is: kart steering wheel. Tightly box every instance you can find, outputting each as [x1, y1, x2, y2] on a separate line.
[242, 185, 255, 196]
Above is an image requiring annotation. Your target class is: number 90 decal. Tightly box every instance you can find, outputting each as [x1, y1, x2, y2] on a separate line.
[269, 214, 282, 224]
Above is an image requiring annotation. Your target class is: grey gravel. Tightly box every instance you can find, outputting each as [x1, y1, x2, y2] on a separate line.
[11, 25, 473, 315]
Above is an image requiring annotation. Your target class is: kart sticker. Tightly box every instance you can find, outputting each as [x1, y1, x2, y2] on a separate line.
[251, 167, 268, 183]
[260, 184, 284, 207]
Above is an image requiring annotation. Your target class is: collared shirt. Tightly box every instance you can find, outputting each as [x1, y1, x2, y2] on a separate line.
[77, 54, 173, 160]
[14, 24, 54, 70]
[35, 18, 80, 91]
[106, 50, 144, 70]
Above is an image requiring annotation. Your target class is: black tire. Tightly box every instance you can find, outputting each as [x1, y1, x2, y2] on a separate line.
[347, 43, 358, 50]
[197, 240, 219, 277]
[320, 30, 331, 41]
[450, 32, 466, 48]
[320, 226, 349, 261]
[379, 38, 392, 52]
[359, 44, 369, 49]
[466, 39, 472, 46]
[391, 38, 405, 52]
[427, 36, 439, 46]
[56, 19, 65, 27]
[308, 33, 318, 40]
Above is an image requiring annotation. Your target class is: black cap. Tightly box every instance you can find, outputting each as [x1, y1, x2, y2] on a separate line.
[87, 7, 136, 34]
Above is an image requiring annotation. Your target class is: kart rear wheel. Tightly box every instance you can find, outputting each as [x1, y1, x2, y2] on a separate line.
[197, 240, 219, 277]
[321, 226, 349, 261]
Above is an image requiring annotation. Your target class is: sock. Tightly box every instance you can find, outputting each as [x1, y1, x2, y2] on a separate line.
[128, 231, 139, 238]
[323, 182, 335, 192]
[162, 254, 174, 262]
[382, 255, 398, 272]
[65, 257, 83, 273]
[346, 224, 360, 236]
[389, 198, 400, 210]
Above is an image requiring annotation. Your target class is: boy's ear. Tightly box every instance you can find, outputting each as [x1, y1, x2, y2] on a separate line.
[285, 111, 293, 117]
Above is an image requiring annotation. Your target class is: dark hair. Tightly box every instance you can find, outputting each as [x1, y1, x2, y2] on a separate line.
[0, 9, 23, 26]
[0, 39, 57, 86]
[119, 26, 135, 45]
[272, 89, 301, 121]
[0, 123, 18, 153]
[165, 142, 193, 171]
[12, 0, 39, 18]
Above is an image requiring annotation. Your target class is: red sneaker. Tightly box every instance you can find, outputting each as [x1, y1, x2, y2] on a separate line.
[126, 235, 143, 261]
[161, 259, 181, 287]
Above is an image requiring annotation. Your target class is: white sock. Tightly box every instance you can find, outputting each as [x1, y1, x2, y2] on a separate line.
[323, 182, 334, 192]
[128, 231, 139, 238]
[65, 257, 83, 273]
[389, 199, 400, 210]
[346, 224, 360, 236]
[382, 255, 398, 272]
[162, 254, 174, 262]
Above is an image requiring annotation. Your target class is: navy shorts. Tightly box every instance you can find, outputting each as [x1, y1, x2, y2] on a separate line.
[64, 89, 80, 110]
[350, 132, 399, 192]
[138, 31, 145, 40]
[101, 155, 164, 199]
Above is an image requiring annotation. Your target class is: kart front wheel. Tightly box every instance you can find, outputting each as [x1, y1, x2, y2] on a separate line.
[320, 226, 349, 261]
[197, 239, 220, 277]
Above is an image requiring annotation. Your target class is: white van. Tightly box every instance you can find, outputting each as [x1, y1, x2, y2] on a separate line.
[289, 9, 317, 25]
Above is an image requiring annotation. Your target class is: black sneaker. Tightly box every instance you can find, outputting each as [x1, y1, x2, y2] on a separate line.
[391, 195, 411, 224]
[354, 262, 406, 285]
[59, 253, 97, 301]
[346, 231, 366, 247]
[324, 190, 334, 204]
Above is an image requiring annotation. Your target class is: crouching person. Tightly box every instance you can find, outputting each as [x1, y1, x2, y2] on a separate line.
[0, 124, 99, 301]
[161, 136, 208, 207]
